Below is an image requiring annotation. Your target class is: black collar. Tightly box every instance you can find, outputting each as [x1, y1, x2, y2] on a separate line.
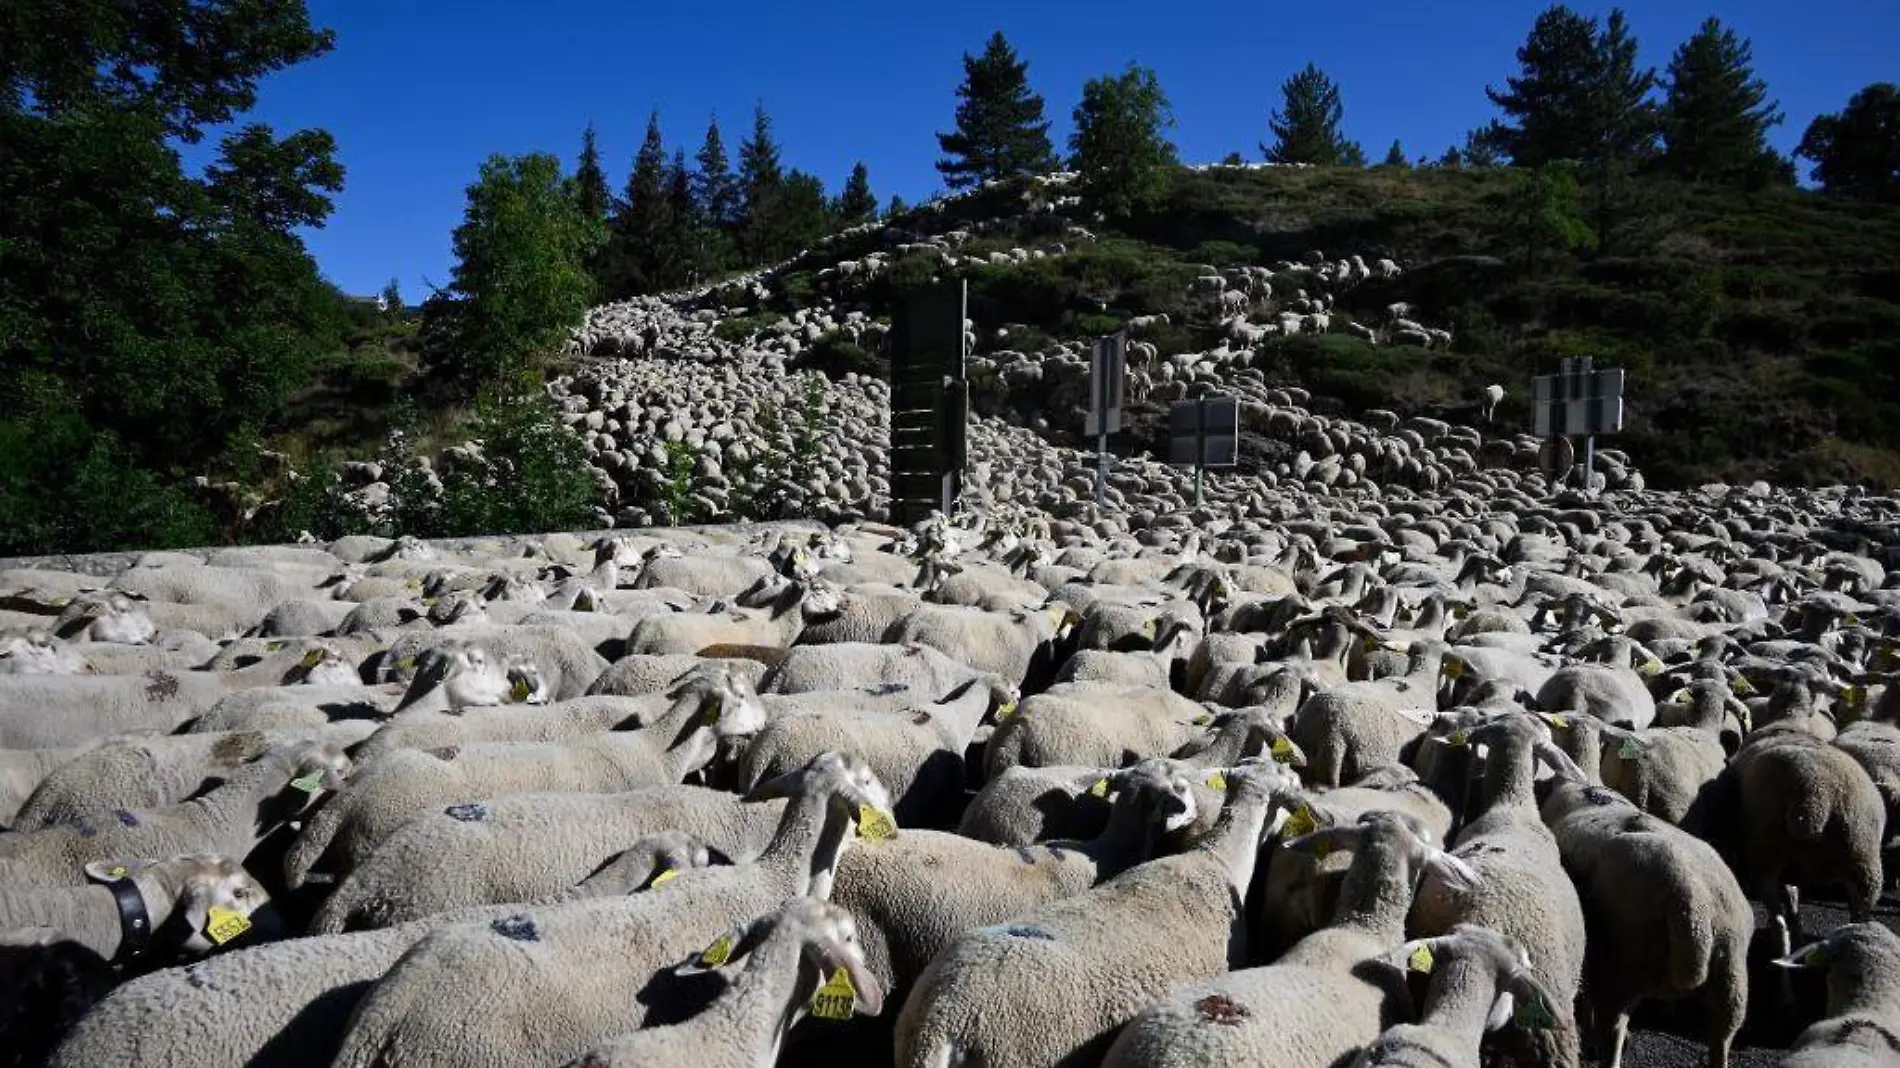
[106, 877, 153, 963]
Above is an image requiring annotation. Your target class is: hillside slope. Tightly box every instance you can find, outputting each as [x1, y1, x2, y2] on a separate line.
[738, 163, 1900, 491]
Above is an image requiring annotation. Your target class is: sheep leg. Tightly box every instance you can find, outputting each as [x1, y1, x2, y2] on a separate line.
[1602, 1009, 1630, 1068]
[1848, 861, 1881, 924]
[1703, 952, 1745, 1068]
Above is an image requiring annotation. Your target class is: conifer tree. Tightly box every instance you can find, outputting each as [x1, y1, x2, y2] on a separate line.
[691, 115, 739, 274]
[1796, 83, 1900, 204]
[1482, 5, 1657, 167]
[836, 162, 878, 225]
[1069, 63, 1178, 218]
[573, 122, 610, 223]
[605, 109, 672, 297]
[1657, 17, 1787, 186]
[1265, 63, 1355, 166]
[1382, 140, 1409, 167]
[737, 102, 785, 262]
[936, 31, 1059, 188]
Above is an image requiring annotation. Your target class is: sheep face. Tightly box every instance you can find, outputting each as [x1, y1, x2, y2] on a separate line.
[289, 646, 360, 687]
[87, 594, 158, 646]
[436, 647, 516, 710]
[0, 632, 87, 675]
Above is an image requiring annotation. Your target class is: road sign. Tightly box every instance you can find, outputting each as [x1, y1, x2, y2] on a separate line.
[1168, 396, 1239, 469]
[1084, 334, 1125, 438]
[1538, 435, 1576, 476]
[888, 282, 968, 526]
[1531, 358, 1625, 438]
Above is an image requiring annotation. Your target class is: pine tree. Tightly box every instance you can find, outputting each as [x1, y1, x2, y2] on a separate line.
[1657, 17, 1785, 185]
[775, 171, 833, 255]
[1342, 141, 1368, 168]
[1069, 63, 1179, 219]
[1482, 5, 1657, 167]
[1382, 140, 1409, 167]
[605, 109, 672, 297]
[737, 102, 785, 263]
[691, 115, 739, 276]
[1797, 83, 1900, 204]
[836, 162, 877, 225]
[573, 123, 610, 224]
[1264, 63, 1355, 166]
[659, 149, 699, 287]
[886, 194, 908, 217]
[936, 31, 1059, 189]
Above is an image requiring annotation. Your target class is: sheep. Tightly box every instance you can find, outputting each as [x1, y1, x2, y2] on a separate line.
[1536, 659, 1659, 730]
[1287, 641, 1444, 788]
[1480, 384, 1506, 423]
[1408, 713, 1587, 1068]
[14, 723, 372, 830]
[283, 691, 759, 890]
[1102, 810, 1481, 1068]
[762, 640, 989, 700]
[183, 680, 403, 733]
[894, 759, 1305, 1068]
[0, 741, 350, 888]
[1775, 922, 1900, 1068]
[1354, 924, 1565, 1067]
[43, 846, 708, 1068]
[832, 758, 1197, 1019]
[586, 652, 769, 697]
[735, 674, 1013, 828]
[1538, 777, 1751, 1068]
[1702, 723, 1885, 959]
[326, 752, 895, 1068]
[0, 853, 269, 963]
[632, 546, 788, 598]
[1, 743, 100, 828]
[557, 897, 885, 1068]
[626, 577, 841, 656]
[982, 681, 1208, 777]
[0, 670, 236, 747]
[310, 788, 784, 932]
[1592, 678, 1747, 825]
[380, 625, 607, 700]
[884, 601, 1070, 689]
[349, 667, 759, 764]
[0, 630, 91, 675]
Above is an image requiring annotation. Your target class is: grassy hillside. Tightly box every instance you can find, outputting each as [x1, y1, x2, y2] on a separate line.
[800, 164, 1900, 490]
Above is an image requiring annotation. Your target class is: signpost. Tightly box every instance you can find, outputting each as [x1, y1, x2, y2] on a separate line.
[1168, 394, 1238, 506]
[888, 282, 969, 526]
[1086, 334, 1126, 506]
[1531, 356, 1625, 488]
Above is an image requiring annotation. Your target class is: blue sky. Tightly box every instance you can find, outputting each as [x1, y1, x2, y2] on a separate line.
[216, 0, 1898, 298]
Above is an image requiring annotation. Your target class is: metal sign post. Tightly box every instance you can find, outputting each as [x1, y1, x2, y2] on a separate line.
[1531, 357, 1626, 490]
[1086, 334, 1126, 507]
[888, 282, 969, 525]
[1169, 395, 1238, 505]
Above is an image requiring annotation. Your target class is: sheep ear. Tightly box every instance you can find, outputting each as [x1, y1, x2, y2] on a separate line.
[1486, 990, 1518, 1033]
[1424, 849, 1482, 894]
[84, 860, 140, 884]
[1774, 940, 1832, 969]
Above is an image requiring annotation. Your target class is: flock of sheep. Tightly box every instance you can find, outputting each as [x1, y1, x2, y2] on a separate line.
[2, 456, 1899, 1068]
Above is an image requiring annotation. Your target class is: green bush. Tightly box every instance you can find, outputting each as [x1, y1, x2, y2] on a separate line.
[792, 331, 884, 379]
[0, 412, 219, 556]
[713, 312, 780, 343]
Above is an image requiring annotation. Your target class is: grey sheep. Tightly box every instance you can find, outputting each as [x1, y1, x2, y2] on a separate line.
[283, 692, 757, 889]
[15, 723, 371, 830]
[380, 625, 607, 700]
[309, 787, 786, 932]
[1596, 678, 1748, 825]
[982, 681, 1207, 777]
[44, 847, 704, 1068]
[736, 675, 1012, 828]
[559, 896, 886, 1068]
[0, 743, 100, 828]
[1540, 777, 1751, 1068]
[1775, 922, 1900, 1068]
[0, 852, 269, 963]
[1352, 924, 1566, 1067]
[0, 670, 235, 747]
[1408, 713, 1587, 1068]
[0, 741, 350, 888]
[1103, 810, 1480, 1068]
[626, 577, 841, 656]
[1288, 644, 1444, 788]
[1703, 723, 1885, 958]
[762, 640, 989, 700]
[832, 759, 1199, 1009]
[884, 602, 1071, 688]
[327, 752, 894, 1068]
[587, 653, 768, 697]
[894, 759, 1305, 1068]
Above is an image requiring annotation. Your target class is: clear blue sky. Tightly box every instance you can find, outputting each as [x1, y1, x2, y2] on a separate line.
[217, 0, 1898, 298]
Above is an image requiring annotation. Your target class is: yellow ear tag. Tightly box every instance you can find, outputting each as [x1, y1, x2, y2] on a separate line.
[205, 906, 251, 945]
[1270, 737, 1298, 764]
[856, 804, 897, 842]
[1640, 658, 1663, 676]
[510, 678, 533, 702]
[1728, 676, 1752, 694]
[699, 935, 733, 967]
[1453, 604, 1471, 620]
[811, 967, 858, 1020]
[1046, 607, 1065, 627]
[299, 650, 324, 669]
[289, 771, 325, 794]
[398, 655, 417, 671]
[1205, 771, 1228, 792]
[1193, 713, 1214, 727]
[996, 699, 1018, 720]
[1089, 778, 1110, 798]
[1845, 686, 1867, 712]
[1540, 714, 1570, 729]
[1448, 730, 1469, 747]
[650, 868, 680, 888]
[1407, 943, 1435, 974]
[107, 865, 128, 879]
[1283, 804, 1318, 839]
[1443, 658, 1465, 679]
[1141, 620, 1158, 639]
[1618, 737, 1643, 760]
[265, 641, 285, 653]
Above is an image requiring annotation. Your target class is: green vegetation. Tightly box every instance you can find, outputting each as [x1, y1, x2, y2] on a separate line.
[935, 32, 1060, 189]
[1069, 65, 1179, 220]
[1265, 63, 1361, 167]
[1796, 84, 1900, 204]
